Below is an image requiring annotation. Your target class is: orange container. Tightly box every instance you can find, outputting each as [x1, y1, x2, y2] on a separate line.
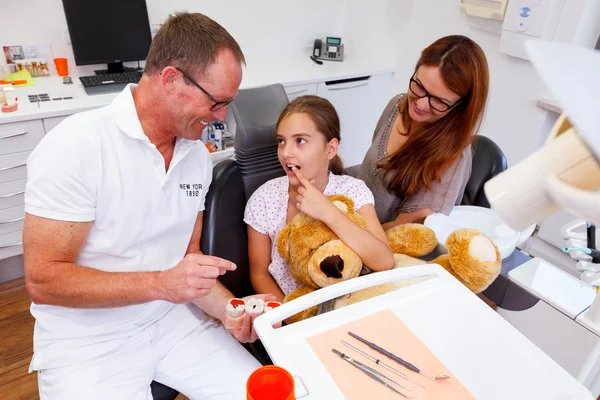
[53, 58, 69, 77]
[247, 365, 295, 400]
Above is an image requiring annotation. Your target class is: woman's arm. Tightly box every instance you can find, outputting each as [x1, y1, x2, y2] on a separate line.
[247, 226, 285, 302]
[321, 204, 394, 272]
[382, 208, 435, 231]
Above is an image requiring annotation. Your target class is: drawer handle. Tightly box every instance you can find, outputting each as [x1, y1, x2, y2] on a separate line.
[0, 190, 25, 198]
[327, 82, 370, 91]
[325, 75, 371, 85]
[0, 131, 28, 140]
[0, 162, 27, 172]
[0, 242, 22, 249]
[0, 217, 24, 224]
[286, 88, 308, 96]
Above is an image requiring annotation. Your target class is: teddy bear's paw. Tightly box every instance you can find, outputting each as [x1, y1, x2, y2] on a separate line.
[386, 223, 438, 257]
[469, 235, 498, 262]
[283, 287, 318, 324]
[393, 253, 428, 268]
[446, 229, 501, 293]
[308, 240, 363, 288]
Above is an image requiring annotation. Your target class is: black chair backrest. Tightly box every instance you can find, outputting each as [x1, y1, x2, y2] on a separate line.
[201, 84, 288, 297]
[201, 159, 255, 297]
[462, 135, 508, 208]
[230, 84, 289, 201]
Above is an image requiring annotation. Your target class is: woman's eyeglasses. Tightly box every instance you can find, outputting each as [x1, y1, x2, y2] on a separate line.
[408, 73, 461, 113]
[176, 67, 234, 111]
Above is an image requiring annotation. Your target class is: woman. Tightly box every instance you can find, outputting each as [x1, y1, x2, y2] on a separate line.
[358, 35, 489, 230]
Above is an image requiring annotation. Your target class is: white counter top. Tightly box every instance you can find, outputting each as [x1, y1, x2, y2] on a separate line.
[536, 98, 563, 114]
[240, 51, 396, 88]
[0, 51, 396, 124]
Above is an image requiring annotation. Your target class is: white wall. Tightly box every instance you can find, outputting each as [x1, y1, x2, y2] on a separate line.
[0, 0, 587, 164]
[145, 0, 346, 64]
[0, 0, 346, 76]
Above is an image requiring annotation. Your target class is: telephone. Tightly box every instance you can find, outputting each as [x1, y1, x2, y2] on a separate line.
[312, 37, 344, 63]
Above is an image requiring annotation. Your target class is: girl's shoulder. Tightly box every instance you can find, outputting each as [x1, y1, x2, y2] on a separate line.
[328, 173, 365, 189]
[326, 174, 374, 208]
[254, 175, 288, 196]
[247, 175, 289, 205]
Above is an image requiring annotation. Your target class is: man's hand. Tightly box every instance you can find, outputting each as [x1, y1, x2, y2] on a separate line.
[226, 294, 281, 343]
[158, 254, 236, 304]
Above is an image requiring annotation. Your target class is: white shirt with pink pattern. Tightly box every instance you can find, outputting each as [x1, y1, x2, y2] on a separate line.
[244, 172, 375, 295]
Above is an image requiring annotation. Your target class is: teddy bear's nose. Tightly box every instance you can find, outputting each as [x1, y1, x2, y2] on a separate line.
[320, 255, 344, 278]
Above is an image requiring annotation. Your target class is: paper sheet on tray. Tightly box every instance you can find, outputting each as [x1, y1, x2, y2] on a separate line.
[306, 309, 475, 399]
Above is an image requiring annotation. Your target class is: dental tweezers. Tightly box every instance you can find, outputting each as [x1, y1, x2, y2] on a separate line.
[340, 340, 425, 389]
[332, 348, 410, 398]
[348, 331, 450, 381]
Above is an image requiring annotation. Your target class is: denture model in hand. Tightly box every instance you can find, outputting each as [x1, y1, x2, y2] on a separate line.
[225, 298, 283, 330]
[245, 298, 265, 317]
[264, 301, 282, 313]
[225, 298, 246, 330]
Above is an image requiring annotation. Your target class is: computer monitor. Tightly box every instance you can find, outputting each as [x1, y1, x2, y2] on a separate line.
[61, 0, 152, 74]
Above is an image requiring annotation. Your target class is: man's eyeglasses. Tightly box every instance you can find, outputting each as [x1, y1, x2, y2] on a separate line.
[175, 67, 234, 111]
[408, 73, 461, 113]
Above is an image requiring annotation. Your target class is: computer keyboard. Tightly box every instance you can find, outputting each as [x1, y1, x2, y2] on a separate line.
[79, 71, 143, 95]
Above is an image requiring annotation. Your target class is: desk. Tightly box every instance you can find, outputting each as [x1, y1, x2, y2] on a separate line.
[0, 53, 395, 124]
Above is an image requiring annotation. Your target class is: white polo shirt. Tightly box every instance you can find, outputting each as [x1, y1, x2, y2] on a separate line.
[25, 84, 213, 370]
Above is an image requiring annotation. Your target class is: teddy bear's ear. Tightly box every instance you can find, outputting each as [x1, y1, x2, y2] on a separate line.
[327, 194, 355, 214]
[276, 223, 292, 261]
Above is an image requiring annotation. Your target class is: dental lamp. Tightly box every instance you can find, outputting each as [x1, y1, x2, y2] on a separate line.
[484, 40, 600, 388]
[484, 41, 600, 232]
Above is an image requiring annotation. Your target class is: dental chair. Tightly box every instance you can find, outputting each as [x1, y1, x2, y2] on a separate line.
[461, 135, 508, 208]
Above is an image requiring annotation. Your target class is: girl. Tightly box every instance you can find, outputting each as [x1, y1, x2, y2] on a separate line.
[244, 95, 394, 302]
[358, 35, 490, 229]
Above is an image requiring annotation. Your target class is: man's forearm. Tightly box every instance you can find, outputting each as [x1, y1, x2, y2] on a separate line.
[26, 261, 165, 308]
[192, 281, 233, 322]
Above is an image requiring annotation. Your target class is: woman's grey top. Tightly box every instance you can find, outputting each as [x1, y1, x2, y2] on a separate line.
[358, 94, 472, 224]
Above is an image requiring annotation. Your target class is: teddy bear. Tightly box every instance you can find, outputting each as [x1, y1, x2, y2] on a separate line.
[277, 194, 501, 323]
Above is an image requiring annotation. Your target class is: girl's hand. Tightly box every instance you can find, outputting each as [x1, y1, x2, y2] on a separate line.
[292, 167, 337, 222]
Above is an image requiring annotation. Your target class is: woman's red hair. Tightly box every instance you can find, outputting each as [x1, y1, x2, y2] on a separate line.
[379, 35, 489, 197]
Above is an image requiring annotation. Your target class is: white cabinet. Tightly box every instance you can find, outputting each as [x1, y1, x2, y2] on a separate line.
[0, 115, 68, 262]
[0, 230, 23, 260]
[317, 73, 393, 167]
[0, 152, 29, 184]
[0, 119, 49, 261]
[284, 83, 318, 101]
[0, 120, 45, 156]
[0, 205, 25, 236]
[43, 116, 69, 133]
[0, 179, 26, 210]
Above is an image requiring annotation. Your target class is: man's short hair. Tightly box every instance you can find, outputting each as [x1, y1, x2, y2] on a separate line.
[144, 12, 245, 78]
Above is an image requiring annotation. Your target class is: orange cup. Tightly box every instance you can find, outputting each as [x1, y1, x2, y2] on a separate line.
[247, 366, 295, 400]
[53, 58, 69, 77]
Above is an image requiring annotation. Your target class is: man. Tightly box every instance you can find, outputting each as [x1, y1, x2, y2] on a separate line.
[23, 12, 272, 399]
